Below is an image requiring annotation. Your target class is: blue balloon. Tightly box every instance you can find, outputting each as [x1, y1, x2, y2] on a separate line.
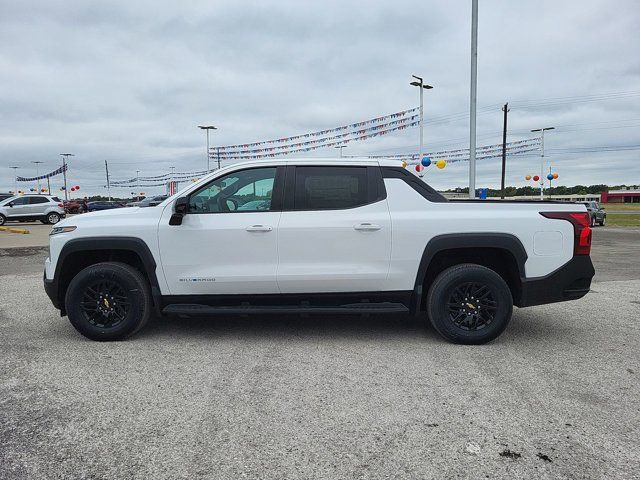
[421, 156, 432, 167]
[547, 173, 554, 180]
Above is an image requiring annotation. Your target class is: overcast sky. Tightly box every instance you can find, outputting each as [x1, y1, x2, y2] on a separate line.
[1, 0, 639, 196]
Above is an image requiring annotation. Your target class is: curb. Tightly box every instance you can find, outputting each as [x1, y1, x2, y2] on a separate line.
[0, 226, 30, 234]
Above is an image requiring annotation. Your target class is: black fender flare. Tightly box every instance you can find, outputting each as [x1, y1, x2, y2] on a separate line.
[51, 236, 161, 314]
[411, 233, 528, 313]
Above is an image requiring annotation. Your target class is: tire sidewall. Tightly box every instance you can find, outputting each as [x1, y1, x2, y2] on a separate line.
[0, 214, 5, 226]
[65, 264, 149, 341]
[428, 266, 513, 344]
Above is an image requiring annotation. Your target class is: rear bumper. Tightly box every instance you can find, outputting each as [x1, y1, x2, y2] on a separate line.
[517, 256, 595, 307]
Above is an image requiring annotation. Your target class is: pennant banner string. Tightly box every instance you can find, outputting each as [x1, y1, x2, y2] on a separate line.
[213, 107, 419, 152]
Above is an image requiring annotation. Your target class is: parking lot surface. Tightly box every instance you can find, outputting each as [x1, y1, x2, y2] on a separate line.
[1, 228, 639, 479]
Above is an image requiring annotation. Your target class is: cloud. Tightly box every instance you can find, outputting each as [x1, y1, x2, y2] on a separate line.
[1, 0, 639, 195]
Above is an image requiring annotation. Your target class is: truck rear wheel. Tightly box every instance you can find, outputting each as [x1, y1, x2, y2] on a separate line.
[426, 264, 513, 345]
[65, 262, 151, 341]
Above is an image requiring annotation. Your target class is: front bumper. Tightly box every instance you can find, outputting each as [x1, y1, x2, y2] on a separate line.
[43, 271, 64, 314]
[517, 255, 595, 307]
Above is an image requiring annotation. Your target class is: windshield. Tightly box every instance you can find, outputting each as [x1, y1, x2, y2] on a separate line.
[0, 195, 18, 206]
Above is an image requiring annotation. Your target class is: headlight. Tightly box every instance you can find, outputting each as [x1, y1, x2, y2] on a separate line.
[50, 226, 77, 236]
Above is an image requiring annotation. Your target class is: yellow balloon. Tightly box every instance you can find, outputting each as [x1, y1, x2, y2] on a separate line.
[436, 159, 446, 169]
[525, 175, 532, 181]
[401, 160, 407, 168]
[552, 173, 558, 179]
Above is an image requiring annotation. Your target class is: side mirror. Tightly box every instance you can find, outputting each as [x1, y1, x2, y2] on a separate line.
[7, 202, 14, 208]
[169, 197, 188, 226]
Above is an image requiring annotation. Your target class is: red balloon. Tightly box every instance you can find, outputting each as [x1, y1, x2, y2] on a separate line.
[532, 175, 540, 182]
[74, 185, 80, 190]
[415, 164, 423, 172]
[71, 187, 76, 192]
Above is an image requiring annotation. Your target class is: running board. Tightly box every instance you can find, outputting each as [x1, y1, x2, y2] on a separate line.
[162, 302, 409, 316]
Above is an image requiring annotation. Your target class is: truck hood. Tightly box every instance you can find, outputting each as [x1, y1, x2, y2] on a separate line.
[57, 206, 164, 228]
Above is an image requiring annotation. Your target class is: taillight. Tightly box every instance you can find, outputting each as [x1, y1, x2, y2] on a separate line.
[58, 203, 64, 208]
[540, 212, 592, 255]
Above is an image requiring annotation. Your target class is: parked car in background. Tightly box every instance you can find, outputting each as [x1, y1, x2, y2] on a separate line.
[138, 195, 168, 207]
[86, 201, 125, 212]
[0, 194, 65, 225]
[579, 201, 606, 226]
[125, 201, 141, 207]
[0, 193, 13, 202]
[63, 200, 83, 214]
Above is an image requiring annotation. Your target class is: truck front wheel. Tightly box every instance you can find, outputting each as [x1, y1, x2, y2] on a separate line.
[65, 262, 152, 341]
[426, 264, 513, 345]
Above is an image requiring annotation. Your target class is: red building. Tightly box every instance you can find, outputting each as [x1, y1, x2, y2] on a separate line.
[601, 188, 640, 203]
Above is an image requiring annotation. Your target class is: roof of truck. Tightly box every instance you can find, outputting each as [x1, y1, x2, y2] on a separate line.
[218, 157, 406, 168]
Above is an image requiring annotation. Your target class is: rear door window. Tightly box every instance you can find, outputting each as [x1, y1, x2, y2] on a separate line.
[292, 166, 369, 211]
[28, 196, 49, 204]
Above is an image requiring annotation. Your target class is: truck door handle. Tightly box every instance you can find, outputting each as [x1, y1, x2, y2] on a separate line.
[354, 223, 382, 231]
[246, 225, 273, 232]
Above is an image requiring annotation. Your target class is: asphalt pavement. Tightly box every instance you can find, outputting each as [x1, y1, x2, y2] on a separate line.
[0, 227, 638, 479]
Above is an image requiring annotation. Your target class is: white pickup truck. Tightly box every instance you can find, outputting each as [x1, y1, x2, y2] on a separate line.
[44, 159, 595, 344]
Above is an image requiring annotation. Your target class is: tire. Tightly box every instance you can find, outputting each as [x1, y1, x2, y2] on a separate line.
[599, 216, 606, 226]
[46, 212, 61, 224]
[0, 214, 5, 226]
[65, 262, 152, 341]
[426, 264, 513, 345]
[590, 216, 595, 227]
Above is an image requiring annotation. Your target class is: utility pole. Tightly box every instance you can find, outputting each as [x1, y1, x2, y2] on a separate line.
[531, 127, 554, 200]
[31, 161, 44, 192]
[410, 75, 434, 164]
[59, 153, 74, 201]
[500, 103, 509, 199]
[198, 125, 217, 172]
[9, 166, 19, 194]
[47, 176, 51, 194]
[105, 160, 111, 201]
[334, 145, 347, 158]
[468, 0, 479, 199]
[136, 169, 140, 202]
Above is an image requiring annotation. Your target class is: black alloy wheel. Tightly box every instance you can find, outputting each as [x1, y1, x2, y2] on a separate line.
[447, 282, 498, 331]
[427, 264, 513, 344]
[80, 278, 131, 328]
[65, 262, 151, 341]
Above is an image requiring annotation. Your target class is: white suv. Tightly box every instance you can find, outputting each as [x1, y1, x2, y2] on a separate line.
[0, 194, 66, 225]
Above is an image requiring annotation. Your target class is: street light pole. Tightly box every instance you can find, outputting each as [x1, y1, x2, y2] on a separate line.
[59, 153, 74, 201]
[334, 145, 347, 158]
[198, 125, 217, 172]
[531, 127, 555, 200]
[31, 161, 44, 192]
[410, 75, 433, 163]
[469, 0, 479, 199]
[136, 170, 140, 202]
[9, 166, 19, 194]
